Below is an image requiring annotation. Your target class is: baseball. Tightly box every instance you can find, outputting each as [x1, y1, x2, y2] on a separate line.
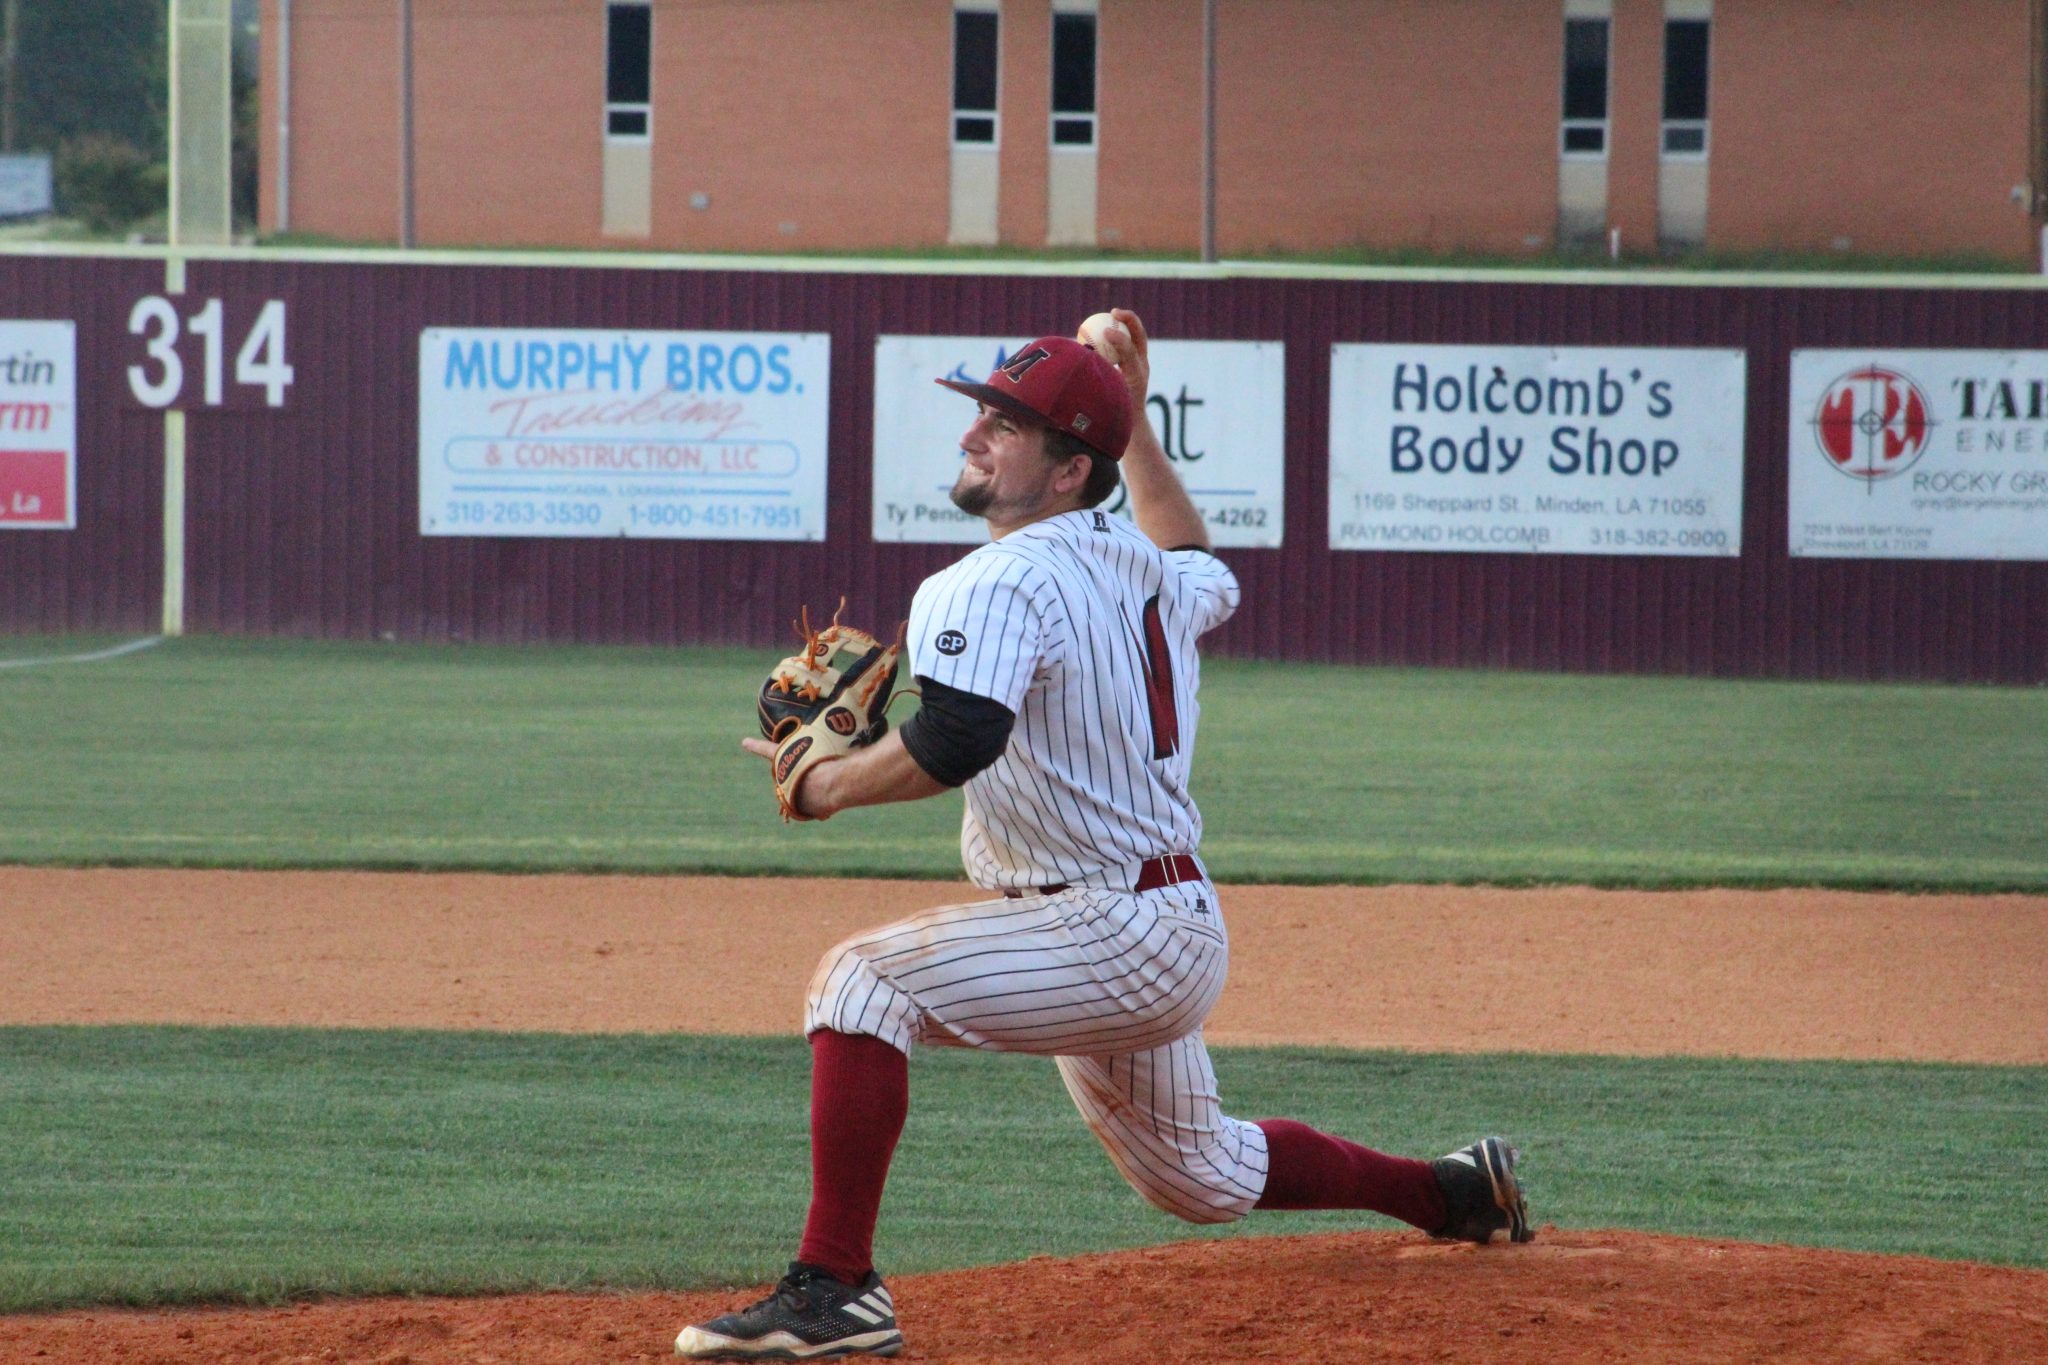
[1076, 311, 1127, 358]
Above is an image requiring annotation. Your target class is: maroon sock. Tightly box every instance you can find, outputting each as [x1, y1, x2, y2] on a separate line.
[1253, 1118, 1446, 1231]
[796, 1030, 909, 1286]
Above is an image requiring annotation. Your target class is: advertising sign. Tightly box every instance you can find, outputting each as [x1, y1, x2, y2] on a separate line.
[1789, 350, 2048, 559]
[0, 320, 76, 530]
[0, 154, 53, 218]
[872, 335, 1285, 546]
[419, 328, 829, 540]
[1329, 343, 1746, 555]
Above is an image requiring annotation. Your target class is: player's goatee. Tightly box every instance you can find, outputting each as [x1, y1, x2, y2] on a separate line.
[950, 477, 995, 517]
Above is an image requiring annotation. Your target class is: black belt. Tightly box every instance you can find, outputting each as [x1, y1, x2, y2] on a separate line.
[1001, 853, 1204, 898]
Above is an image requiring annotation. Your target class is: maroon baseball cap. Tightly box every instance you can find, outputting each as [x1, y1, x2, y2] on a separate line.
[936, 336, 1134, 460]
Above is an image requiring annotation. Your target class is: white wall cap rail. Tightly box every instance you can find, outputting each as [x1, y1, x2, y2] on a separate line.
[2, 240, 2044, 291]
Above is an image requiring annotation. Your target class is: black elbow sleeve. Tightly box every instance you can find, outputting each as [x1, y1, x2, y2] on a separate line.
[899, 677, 1016, 787]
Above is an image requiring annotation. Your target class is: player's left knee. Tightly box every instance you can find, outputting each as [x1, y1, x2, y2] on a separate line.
[804, 935, 872, 1015]
[803, 941, 920, 1052]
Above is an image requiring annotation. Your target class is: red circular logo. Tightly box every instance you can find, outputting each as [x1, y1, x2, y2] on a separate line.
[1813, 367, 1933, 481]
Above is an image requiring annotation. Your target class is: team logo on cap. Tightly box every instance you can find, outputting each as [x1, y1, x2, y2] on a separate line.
[997, 348, 1051, 384]
[935, 629, 967, 656]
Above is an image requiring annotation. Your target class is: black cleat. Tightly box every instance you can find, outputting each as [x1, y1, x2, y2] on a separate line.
[1431, 1136, 1533, 1244]
[674, 1262, 903, 1360]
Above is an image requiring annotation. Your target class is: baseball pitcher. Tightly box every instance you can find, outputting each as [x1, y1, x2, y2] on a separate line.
[676, 311, 1532, 1361]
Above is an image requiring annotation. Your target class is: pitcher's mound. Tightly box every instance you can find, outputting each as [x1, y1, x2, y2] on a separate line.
[4, 1229, 2043, 1364]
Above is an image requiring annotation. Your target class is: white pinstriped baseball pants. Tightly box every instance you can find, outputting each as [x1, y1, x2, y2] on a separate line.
[805, 879, 1271, 1223]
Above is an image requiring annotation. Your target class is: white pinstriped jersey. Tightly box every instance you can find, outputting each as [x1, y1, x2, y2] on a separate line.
[907, 508, 1241, 891]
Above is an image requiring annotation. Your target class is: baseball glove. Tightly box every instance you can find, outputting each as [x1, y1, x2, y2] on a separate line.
[756, 600, 906, 821]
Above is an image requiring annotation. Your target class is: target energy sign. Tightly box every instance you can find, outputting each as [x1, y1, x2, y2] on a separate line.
[0, 320, 76, 530]
[1789, 350, 2048, 559]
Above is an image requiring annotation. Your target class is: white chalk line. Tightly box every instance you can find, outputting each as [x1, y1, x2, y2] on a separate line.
[0, 637, 167, 671]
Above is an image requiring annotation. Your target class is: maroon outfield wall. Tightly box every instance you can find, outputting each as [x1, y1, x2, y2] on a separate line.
[3, 251, 2046, 682]
[0, 254, 166, 631]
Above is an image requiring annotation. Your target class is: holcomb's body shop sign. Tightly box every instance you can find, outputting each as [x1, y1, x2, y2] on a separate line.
[1329, 344, 1746, 555]
[1789, 350, 2048, 559]
[418, 328, 829, 540]
[0, 320, 75, 530]
[871, 335, 1285, 547]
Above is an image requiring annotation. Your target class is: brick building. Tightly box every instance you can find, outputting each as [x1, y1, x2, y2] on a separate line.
[260, 0, 2047, 262]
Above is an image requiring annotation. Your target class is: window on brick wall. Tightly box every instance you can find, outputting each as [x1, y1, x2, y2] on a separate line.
[953, 7, 999, 145]
[1050, 11, 1097, 147]
[1560, 17, 1609, 157]
[1661, 19, 1710, 157]
[606, 2, 651, 140]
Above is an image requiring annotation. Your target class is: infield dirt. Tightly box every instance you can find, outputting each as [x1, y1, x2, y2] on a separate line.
[2, 868, 2044, 1363]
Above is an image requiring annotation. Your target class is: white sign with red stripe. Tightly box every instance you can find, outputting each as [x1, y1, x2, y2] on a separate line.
[1789, 350, 2048, 559]
[0, 321, 76, 531]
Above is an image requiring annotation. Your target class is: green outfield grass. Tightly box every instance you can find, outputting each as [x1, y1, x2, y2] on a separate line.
[2, 635, 2042, 889]
[0, 1026, 2038, 1312]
